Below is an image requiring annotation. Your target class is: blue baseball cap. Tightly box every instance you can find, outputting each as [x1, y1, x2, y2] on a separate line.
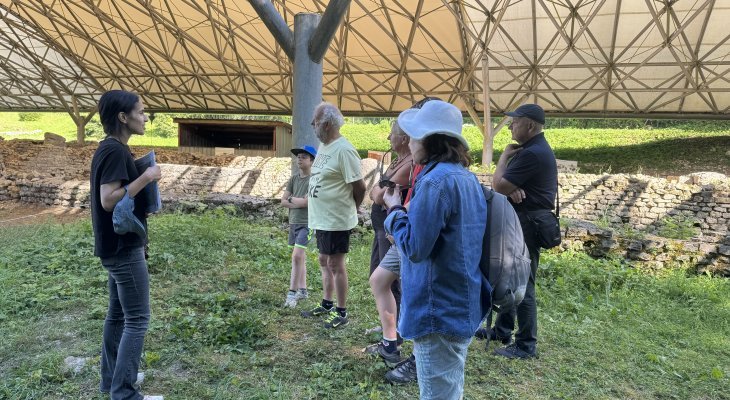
[291, 145, 317, 158]
[505, 104, 545, 125]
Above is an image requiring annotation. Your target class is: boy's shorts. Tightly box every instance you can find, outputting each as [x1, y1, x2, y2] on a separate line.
[288, 224, 312, 248]
[378, 245, 401, 276]
[315, 230, 351, 255]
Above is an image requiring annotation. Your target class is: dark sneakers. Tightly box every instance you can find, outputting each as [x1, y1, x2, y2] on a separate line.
[301, 305, 332, 318]
[385, 355, 418, 384]
[363, 341, 402, 368]
[493, 343, 538, 359]
[474, 327, 513, 346]
[322, 311, 349, 329]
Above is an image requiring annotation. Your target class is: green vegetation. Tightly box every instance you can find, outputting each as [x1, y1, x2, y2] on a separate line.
[655, 215, 699, 240]
[17, 112, 42, 122]
[1, 212, 728, 399]
[1, 112, 728, 175]
[0, 112, 77, 138]
[147, 114, 177, 138]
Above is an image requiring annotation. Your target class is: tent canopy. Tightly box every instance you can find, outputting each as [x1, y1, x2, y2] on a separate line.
[1, 0, 728, 118]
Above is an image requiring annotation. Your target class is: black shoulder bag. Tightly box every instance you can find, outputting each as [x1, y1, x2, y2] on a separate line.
[528, 183, 562, 249]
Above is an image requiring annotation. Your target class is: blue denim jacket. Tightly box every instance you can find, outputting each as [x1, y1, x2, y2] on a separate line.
[385, 161, 488, 340]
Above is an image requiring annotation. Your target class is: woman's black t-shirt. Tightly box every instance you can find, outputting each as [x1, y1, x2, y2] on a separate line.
[90, 138, 147, 258]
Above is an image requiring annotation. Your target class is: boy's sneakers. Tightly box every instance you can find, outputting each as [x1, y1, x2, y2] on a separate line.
[363, 341, 401, 367]
[301, 305, 332, 318]
[385, 355, 418, 384]
[295, 288, 309, 300]
[283, 291, 298, 308]
[323, 311, 349, 329]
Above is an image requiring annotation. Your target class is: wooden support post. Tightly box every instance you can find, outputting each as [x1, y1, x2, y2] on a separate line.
[309, 0, 352, 63]
[71, 96, 83, 143]
[481, 55, 495, 168]
[248, 0, 295, 59]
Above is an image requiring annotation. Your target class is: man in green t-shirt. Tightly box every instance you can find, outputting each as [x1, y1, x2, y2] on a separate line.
[281, 145, 317, 308]
[301, 102, 366, 329]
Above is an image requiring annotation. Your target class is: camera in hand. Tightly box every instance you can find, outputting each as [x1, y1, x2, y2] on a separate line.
[379, 179, 411, 190]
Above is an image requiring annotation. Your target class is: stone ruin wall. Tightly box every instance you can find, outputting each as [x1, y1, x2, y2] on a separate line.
[1, 139, 728, 275]
[0, 139, 381, 207]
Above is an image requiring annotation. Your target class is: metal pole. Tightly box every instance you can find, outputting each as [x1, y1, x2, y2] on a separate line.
[292, 13, 322, 173]
[481, 55, 494, 168]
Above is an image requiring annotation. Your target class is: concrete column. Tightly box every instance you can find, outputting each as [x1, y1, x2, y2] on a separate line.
[292, 13, 322, 169]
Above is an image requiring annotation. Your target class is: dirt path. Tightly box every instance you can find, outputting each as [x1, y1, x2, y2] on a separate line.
[0, 201, 88, 227]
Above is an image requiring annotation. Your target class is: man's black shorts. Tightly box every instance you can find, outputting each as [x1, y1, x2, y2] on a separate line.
[316, 230, 351, 255]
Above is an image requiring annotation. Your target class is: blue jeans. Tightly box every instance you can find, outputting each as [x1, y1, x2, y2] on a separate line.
[99, 246, 149, 400]
[413, 333, 472, 400]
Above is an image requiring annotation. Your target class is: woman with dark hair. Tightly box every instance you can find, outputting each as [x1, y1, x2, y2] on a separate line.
[90, 89, 162, 400]
[383, 100, 488, 399]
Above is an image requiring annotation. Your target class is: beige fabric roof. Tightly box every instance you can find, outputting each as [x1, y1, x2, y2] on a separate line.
[1, 0, 729, 118]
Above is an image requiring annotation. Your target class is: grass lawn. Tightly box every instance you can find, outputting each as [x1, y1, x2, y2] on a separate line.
[1, 211, 728, 399]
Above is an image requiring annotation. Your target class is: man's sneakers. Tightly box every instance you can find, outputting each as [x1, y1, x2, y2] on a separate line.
[385, 355, 418, 384]
[300, 305, 332, 318]
[323, 311, 349, 329]
[143, 396, 164, 400]
[474, 327, 513, 346]
[363, 341, 401, 368]
[493, 343, 538, 359]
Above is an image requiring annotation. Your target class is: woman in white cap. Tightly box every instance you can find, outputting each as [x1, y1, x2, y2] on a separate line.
[383, 100, 488, 399]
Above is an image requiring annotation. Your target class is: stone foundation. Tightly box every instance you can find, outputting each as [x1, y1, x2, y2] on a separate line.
[561, 219, 729, 276]
[1, 139, 728, 275]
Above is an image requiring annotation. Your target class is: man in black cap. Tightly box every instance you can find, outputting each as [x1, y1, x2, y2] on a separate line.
[487, 103, 558, 359]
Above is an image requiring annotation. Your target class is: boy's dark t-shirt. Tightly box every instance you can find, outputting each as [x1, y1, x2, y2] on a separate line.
[90, 138, 148, 258]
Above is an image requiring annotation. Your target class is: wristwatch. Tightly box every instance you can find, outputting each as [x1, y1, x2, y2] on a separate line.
[287, 195, 293, 203]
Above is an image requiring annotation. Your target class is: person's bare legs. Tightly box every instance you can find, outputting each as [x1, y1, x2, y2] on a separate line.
[290, 247, 307, 290]
[319, 253, 335, 301]
[369, 266, 399, 339]
[327, 253, 348, 308]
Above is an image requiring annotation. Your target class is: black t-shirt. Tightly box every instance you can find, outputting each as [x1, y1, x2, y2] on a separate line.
[90, 138, 147, 258]
[502, 133, 558, 212]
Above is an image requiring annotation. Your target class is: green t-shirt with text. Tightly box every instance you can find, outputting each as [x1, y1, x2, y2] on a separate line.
[308, 136, 362, 231]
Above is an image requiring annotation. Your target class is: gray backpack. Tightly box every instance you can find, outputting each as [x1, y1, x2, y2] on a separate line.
[479, 187, 532, 312]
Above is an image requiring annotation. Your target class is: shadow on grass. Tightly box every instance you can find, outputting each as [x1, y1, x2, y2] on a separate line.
[553, 135, 730, 175]
[468, 135, 729, 176]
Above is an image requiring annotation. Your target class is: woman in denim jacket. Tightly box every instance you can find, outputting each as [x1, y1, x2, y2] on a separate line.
[383, 100, 488, 399]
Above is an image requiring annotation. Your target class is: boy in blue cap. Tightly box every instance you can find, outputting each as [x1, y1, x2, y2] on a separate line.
[281, 145, 317, 308]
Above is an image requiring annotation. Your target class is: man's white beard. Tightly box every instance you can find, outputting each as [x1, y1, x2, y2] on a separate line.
[315, 128, 329, 143]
